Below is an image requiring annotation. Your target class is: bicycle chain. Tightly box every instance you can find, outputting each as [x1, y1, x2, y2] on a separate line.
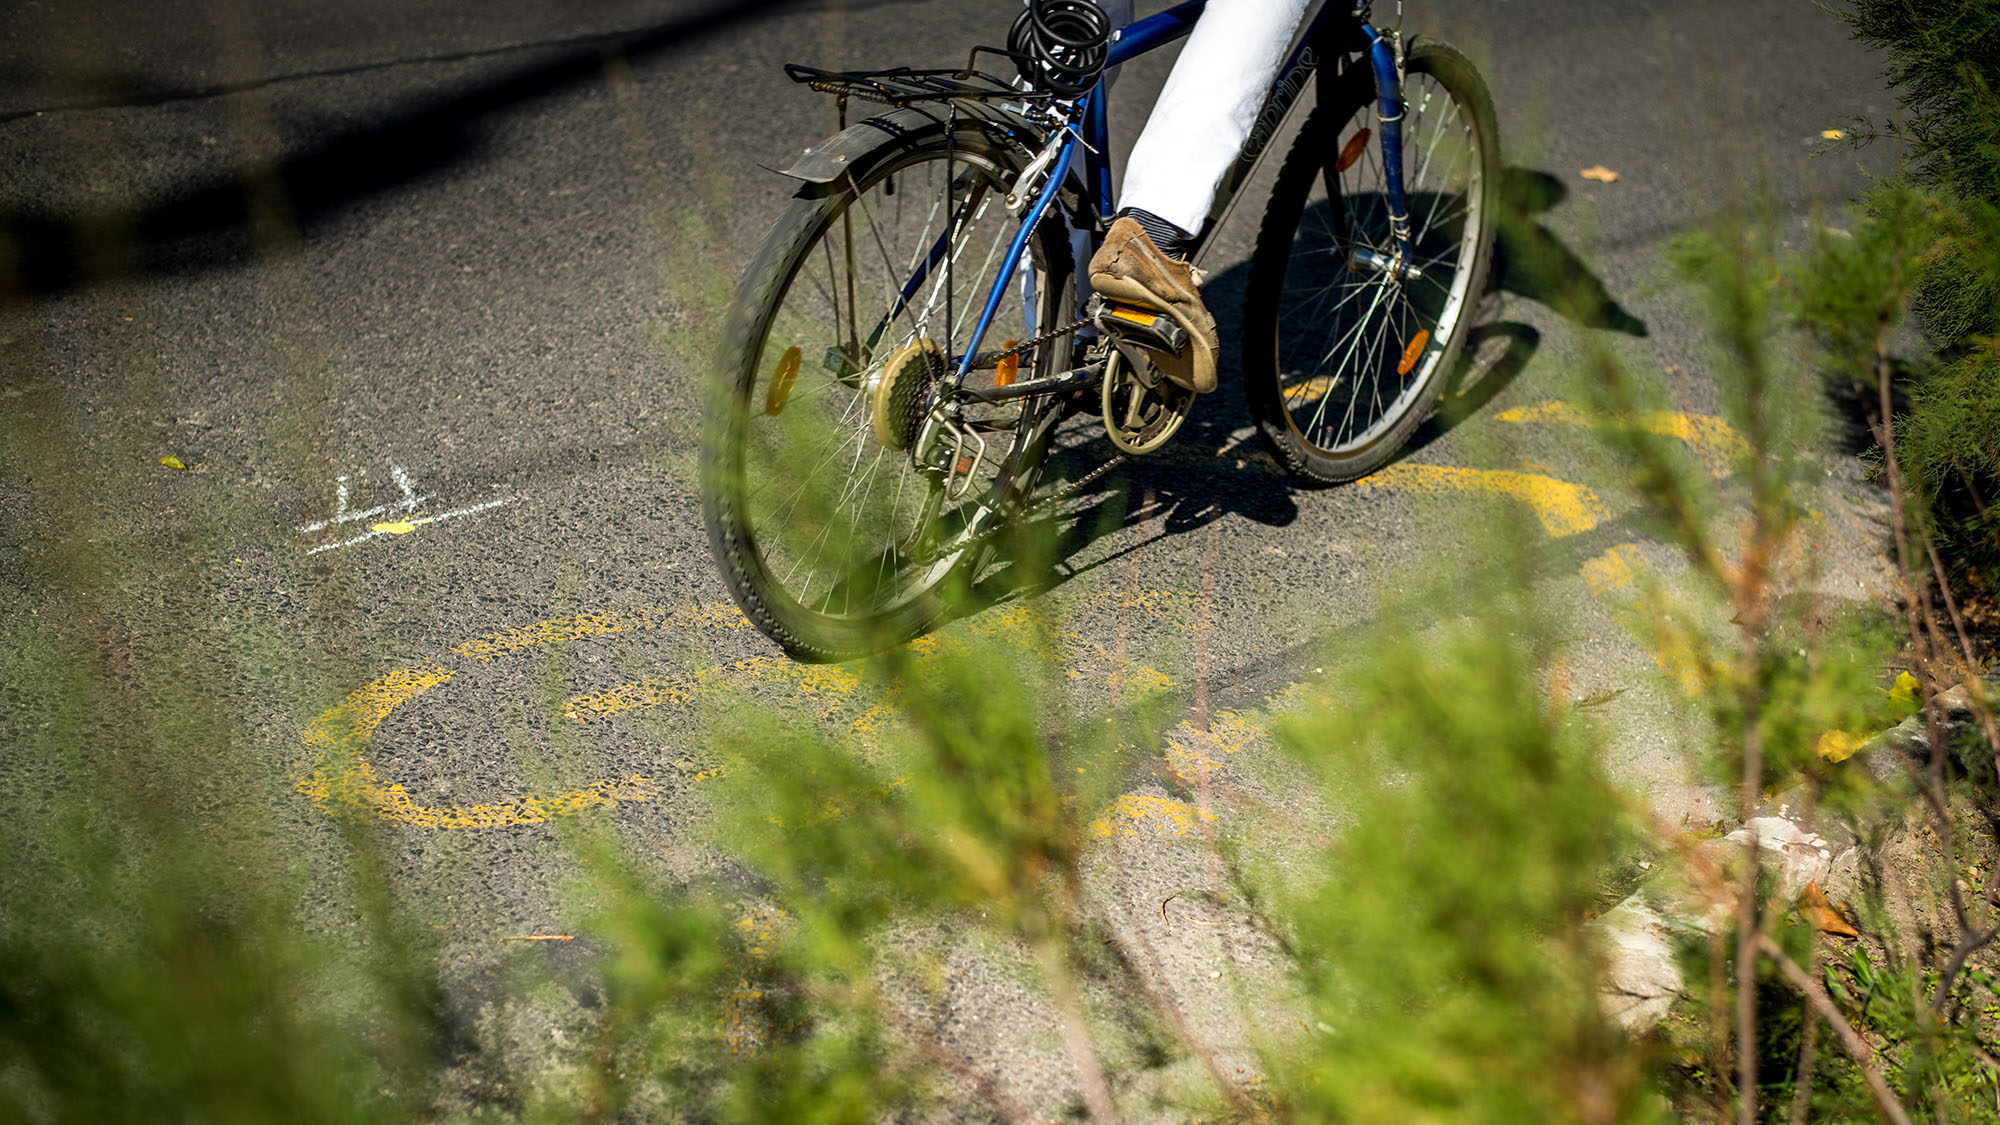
[960, 451, 1129, 555]
[978, 314, 1093, 371]
[945, 314, 1123, 556]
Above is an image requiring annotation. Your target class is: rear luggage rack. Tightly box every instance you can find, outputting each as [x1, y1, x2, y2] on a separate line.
[783, 48, 1057, 107]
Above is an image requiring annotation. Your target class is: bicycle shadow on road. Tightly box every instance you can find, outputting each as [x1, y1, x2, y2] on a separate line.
[961, 238, 1342, 603]
[964, 425, 1300, 614]
[953, 166, 1652, 617]
[1404, 165, 1649, 456]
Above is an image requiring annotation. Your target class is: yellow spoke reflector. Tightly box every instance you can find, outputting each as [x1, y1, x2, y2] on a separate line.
[1335, 128, 1373, 174]
[1397, 328, 1430, 376]
[764, 346, 802, 416]
[995, 339, 1019, 387]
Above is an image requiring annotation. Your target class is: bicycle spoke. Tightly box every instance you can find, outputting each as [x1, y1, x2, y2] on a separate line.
[1303, 280, 1390, 442]
[721, 133, 1055, 637]
[1255, 47, 1492, 467]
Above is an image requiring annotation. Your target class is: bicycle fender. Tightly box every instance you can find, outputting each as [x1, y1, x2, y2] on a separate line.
[773, 103, 1048, 190]
[777, 144, 858, 185]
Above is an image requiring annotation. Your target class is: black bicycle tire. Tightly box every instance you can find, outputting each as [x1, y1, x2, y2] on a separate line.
[1242, 40, 1501, 483]
[703, 117, 1072, 660]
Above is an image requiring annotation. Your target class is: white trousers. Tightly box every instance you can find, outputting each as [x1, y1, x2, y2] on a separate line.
[1119, 0, 1313, 233]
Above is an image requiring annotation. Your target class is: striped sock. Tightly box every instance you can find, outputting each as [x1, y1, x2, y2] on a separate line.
[1114, 207, 1193, 261]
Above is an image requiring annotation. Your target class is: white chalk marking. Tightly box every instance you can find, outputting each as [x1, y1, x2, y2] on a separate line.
[295, 464, 430, 533]
[304, 497, 515, 555]
[297, 463, 512, 554]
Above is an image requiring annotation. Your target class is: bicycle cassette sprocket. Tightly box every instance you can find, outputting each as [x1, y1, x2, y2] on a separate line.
[869, 337, 944, 452]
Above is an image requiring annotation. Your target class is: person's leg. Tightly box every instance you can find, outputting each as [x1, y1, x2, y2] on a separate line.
[1120, 0, 1313, 242]
[1088, 0, 1310, 393]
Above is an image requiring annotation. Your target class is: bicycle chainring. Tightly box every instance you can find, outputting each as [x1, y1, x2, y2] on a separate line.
[1100, 343, 1193, 454]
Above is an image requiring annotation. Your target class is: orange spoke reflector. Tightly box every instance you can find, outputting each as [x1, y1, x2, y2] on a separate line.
[1397, 329, 1431, 376]
[1335, 128, 1373, 174]
[764, 346, 802, 415]
[996, 339, 1019, 387]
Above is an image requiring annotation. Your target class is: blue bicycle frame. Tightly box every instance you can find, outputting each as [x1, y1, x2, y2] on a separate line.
[951, 0, 1413, 384]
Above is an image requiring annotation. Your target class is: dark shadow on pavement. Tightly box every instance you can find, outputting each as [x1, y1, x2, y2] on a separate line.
[923, 165, 1652, 625]
[0, 0, 808, 304]
[952, 251, 1302, 612]
[1493, 167, 1648, 337]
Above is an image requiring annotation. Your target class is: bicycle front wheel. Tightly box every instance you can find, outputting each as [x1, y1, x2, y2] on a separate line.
[1243, 41, 1500, 482]
[704, 112, 1072, 659]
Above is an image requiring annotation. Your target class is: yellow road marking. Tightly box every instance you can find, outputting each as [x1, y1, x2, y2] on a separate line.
[1580, 542, 1646, 592]
[1286, 375, 1339, 409]
[451, 603, 749, 663]
[300, 594, 1190, 830]
[1089, 794, 1217, 840]
[1495, 401, 1748, 477]
[564, 596, 1177, 729]
[563, 656, 859, 723]
[1579, 543, 1711, 694]
[723, 903, 795, 1054]
[1163, 711, 1265, 785]
[1356, 463, 1610, 537]
[297, 605, 756, 829]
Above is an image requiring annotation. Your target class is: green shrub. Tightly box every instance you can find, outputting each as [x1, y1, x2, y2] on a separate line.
[1838, 0, 2000, 576]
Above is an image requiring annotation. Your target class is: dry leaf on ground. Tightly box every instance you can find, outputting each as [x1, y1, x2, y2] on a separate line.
[1799, 882, 1859, 937]
[1890, 670, 1921, 707]
[1817, 729, 1864, 763]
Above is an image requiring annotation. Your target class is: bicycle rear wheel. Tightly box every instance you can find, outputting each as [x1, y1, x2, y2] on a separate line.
[1243, 41, 1500, 482]
[704, 112, 1072, 659]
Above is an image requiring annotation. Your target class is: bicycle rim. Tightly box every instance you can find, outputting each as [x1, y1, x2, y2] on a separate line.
[717, 138, 1061, 648]
[1273, 55, 1490, 460]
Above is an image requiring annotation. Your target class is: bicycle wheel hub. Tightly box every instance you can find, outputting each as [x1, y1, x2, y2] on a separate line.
[1349, 246, 1423, 281]
[868, 337, 944, 452]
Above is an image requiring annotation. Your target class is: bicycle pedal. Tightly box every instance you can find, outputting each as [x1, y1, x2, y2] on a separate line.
[1088, 295, 1187, 356]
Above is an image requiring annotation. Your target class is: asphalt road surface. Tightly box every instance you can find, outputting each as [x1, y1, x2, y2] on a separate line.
[1, 0, 1902, 1113]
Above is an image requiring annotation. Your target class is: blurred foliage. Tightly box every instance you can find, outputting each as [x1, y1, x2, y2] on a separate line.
[7, 4, 2000, 1125]
[1262, 595, 1660, 1124]
[1835, 0, 2000, 580]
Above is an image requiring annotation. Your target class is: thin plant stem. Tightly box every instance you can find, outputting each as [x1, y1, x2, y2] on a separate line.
[1035, 935, 1121, 1125]
[1787, 1005, 1820, 1125]
[1756, 933, 1915, 1125]
[1105, 844, 1261, 1119]
[1711, 922, 1732, 1125]
[881, 1004, 1042, 1125]
[1735, 685, 1764, 1125]
[1926, 536, 1978, 668]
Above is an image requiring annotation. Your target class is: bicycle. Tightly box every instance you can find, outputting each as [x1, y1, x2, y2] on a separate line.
[703, 0, 1500, 659]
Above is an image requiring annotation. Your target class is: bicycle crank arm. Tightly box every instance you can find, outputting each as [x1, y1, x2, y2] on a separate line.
[955, 362, 1103, 402]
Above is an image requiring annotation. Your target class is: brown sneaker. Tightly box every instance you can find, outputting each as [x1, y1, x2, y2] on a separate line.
[1087, 216, 1219, 393]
